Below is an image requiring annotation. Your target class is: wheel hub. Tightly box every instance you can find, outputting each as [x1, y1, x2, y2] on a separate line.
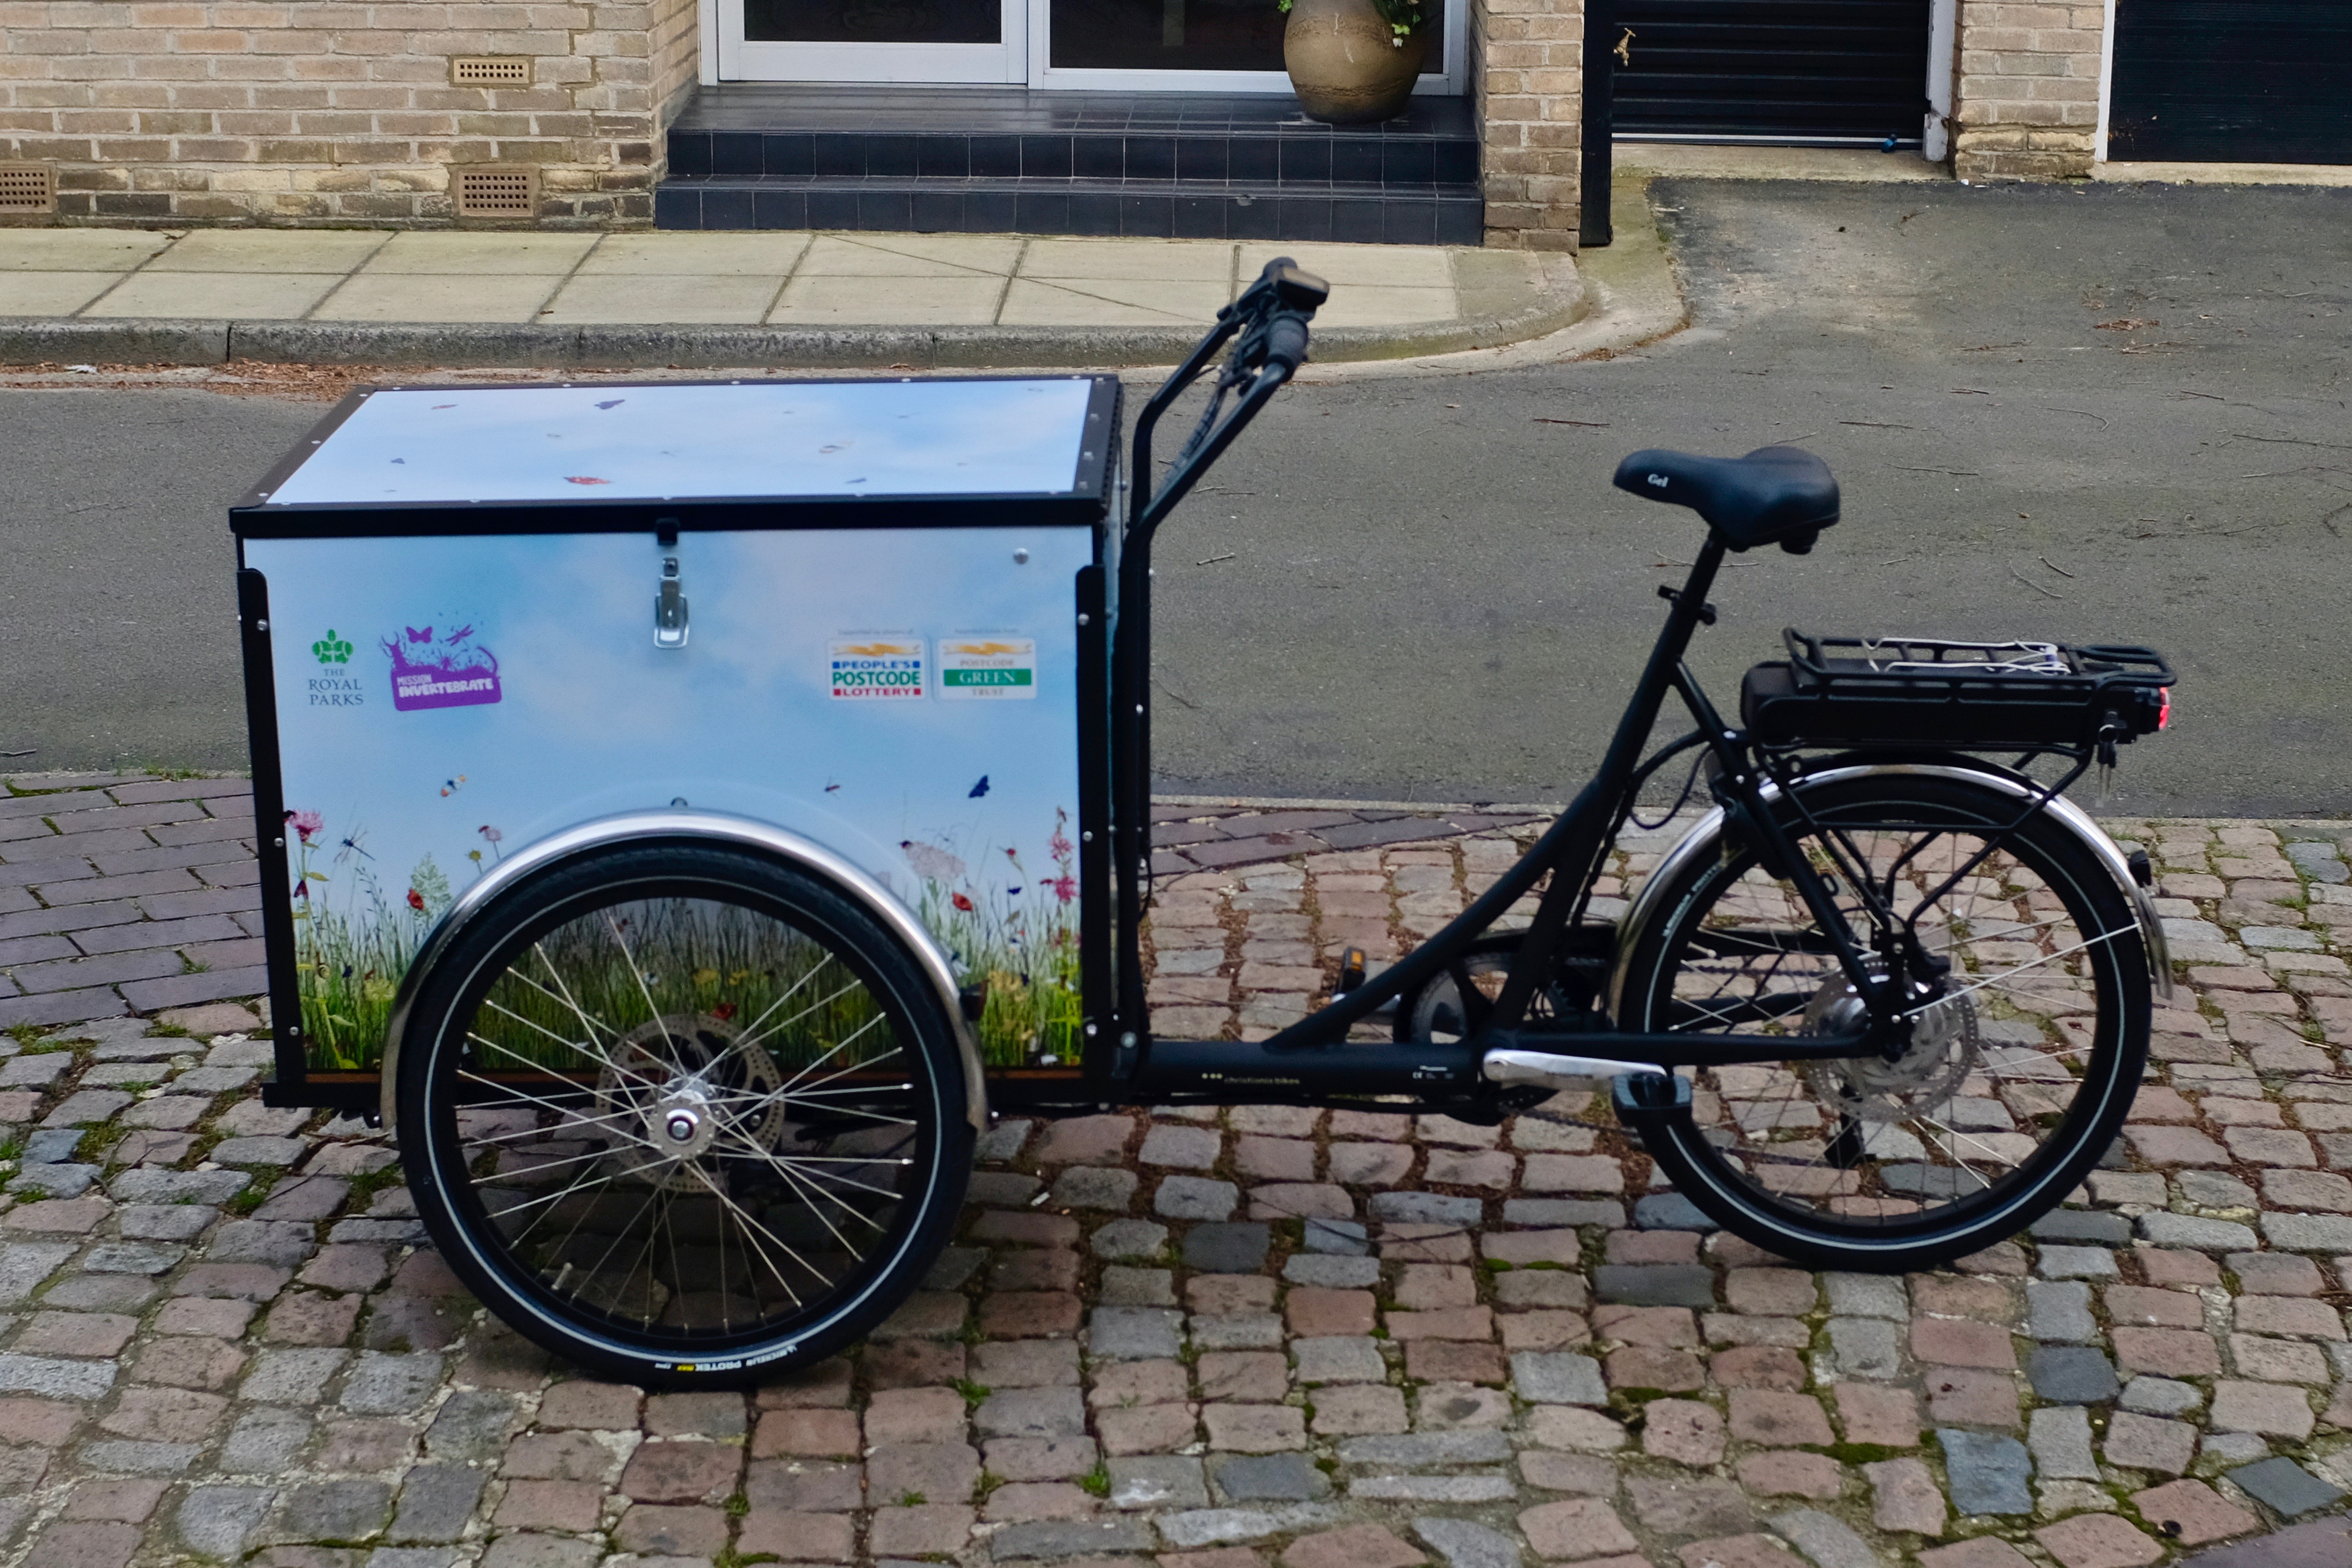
[593, 1013, 790, 1191]
[1800, 963, 1979, 1120]
[650, 1086, 716, 1160]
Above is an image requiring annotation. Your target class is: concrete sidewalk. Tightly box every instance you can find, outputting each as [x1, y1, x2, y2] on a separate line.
[0, 229, 1585, 370]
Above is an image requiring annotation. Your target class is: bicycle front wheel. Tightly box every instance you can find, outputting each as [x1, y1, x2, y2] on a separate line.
[394, 843, 974, 1386]
[1614, 770, 2151, 1272]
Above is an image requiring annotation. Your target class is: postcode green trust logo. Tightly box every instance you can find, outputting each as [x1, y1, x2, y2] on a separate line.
[313, 629, 354, 666]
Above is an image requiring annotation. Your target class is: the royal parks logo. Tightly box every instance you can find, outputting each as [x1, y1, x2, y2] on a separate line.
[307, 628, 364, 706]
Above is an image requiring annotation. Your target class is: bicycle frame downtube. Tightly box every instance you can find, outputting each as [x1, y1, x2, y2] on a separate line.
[1233, 538, 1737, 1055]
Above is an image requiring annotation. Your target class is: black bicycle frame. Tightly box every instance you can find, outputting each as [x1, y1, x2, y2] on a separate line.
[1097, 325, 1898, 1110]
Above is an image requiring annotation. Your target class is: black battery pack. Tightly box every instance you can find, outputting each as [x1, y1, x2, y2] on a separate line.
[1740, 631, 2174, 749]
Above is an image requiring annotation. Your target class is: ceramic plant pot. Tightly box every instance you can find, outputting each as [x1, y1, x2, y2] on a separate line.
[1284, 0, 1425, 124]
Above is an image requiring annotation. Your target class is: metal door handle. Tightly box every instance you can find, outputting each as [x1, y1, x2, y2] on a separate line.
[655, 556, 688, 648]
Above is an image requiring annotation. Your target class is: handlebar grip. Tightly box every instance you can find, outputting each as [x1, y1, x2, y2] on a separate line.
[1263, 314, 1311, 375]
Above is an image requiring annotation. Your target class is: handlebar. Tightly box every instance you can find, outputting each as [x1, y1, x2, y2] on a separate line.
[1263, 314, 1311, 377]
[1128, 257, 1327, 538]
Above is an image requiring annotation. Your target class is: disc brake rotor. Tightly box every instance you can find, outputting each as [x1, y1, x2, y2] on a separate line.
[594, 1013, 788, 1192]
[1798, 965, 1980, 1122]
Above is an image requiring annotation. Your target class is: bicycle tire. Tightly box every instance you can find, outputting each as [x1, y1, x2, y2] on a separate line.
[394, 842, 973, 1387]
[1613, 770, 2150, 1272]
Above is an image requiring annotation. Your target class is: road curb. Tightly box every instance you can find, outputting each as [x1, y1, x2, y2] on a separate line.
[0, 256, 1587, 371]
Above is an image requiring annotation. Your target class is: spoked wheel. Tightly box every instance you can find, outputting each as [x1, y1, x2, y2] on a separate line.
[394, 843, 973, 1386]
[1614, 771, 2150, 1271]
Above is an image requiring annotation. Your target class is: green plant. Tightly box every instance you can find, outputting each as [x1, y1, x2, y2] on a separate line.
[1078, 1462, 1111, 1499]
[898, 1491, 927, 1507]
[724, 1493, 750, 1519]
[1274, 0, 1425, 39]
[974, 1471, 1006, 1501]
[953, 1379, 993, 1408]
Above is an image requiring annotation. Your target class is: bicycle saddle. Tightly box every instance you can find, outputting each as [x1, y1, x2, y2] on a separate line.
[1612, 445, 1840, 553]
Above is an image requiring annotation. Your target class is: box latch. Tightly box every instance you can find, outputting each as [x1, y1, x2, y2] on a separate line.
[655, 556, 688, 648]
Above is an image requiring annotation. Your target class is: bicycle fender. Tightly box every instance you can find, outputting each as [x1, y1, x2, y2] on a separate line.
[377, 809, 990, 1136]
[1607, 762, 2172, 1023]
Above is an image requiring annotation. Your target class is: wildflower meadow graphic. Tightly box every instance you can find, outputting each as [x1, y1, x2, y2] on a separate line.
[906, 807, 1081, 1066]
[284, 807, 460, 1068]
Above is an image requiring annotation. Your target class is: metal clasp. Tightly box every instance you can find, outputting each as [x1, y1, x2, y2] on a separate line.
[655, 556, 688, 649]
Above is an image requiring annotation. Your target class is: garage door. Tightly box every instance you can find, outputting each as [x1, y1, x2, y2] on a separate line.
[2108, 0, 2352, 163]
[1611, 0, 1933, 144]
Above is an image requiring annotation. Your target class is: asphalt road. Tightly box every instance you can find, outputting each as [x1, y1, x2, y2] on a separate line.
[4, 178, 2350, 817]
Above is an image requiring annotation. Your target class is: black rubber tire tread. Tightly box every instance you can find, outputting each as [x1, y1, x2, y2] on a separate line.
[394, 842, 974, 1388]
[1615, 772, 2150, 1273]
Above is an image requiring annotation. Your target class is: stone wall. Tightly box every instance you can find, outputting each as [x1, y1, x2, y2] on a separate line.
[0, 0, 690, 223]
[1470, 0, 1581, 249]
[1949, 0, 2104, 180]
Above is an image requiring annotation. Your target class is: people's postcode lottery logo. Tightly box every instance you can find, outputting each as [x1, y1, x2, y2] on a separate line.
[831, 638, 926, 700]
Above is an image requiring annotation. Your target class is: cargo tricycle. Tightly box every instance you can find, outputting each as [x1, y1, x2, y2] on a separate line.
[232, 260, 2175, 1385]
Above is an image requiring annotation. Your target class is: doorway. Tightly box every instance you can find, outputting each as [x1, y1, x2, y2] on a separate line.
[714, 0, 1465, 94]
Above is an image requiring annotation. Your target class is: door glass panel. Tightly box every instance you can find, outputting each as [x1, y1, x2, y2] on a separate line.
[1048, 0, 1442, 73]
[1049, 0, 1282, 70]
[747, 0, 999, 44]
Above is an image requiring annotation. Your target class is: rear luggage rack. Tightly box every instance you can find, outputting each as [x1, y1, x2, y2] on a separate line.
[1742, 631, 2175, 749]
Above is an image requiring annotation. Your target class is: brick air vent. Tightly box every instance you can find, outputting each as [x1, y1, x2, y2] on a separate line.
[0, 164, 56, 214]
[454, 166, 537, 219]
[452, 56, 532, 86]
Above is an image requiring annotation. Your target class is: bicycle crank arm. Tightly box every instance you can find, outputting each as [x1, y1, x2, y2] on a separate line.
[1485, 1028, 1872, 1069]
[1482, 1048, 1669, 1091]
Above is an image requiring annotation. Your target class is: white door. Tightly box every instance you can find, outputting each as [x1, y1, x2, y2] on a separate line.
[716, 0, 1463, 91]
[717, 0, 1025, 82]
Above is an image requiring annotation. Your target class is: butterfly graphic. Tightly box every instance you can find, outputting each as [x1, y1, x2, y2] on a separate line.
[407, 626, 432, 643]
[968, 775, 990, 798]
[441, 775, 467, 797]
[900, 840, 966, 883]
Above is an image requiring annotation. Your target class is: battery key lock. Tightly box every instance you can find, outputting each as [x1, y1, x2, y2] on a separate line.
[654, 520, 688, 649]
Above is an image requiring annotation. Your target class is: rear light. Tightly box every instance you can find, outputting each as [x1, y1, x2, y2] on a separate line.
[2158, 687, 2172, 731]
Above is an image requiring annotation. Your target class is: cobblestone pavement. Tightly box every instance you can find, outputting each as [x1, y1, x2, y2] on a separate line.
[5, 771, 2352, 1568]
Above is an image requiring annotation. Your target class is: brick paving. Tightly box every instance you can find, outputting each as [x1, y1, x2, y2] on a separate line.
[3, 771, 2352, 1568]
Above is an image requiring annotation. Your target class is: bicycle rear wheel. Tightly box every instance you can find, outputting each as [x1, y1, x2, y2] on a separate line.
[394, 843, 973, 1386]
[1613, 770, 2150, 1272]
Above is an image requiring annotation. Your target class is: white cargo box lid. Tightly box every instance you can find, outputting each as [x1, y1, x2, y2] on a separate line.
[245, 377, 1111, 511]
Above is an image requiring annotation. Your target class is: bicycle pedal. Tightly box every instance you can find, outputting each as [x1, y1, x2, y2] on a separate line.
[1335, 946, 1368, 998]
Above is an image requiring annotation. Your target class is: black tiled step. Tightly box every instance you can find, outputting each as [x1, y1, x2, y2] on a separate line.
[655, 176, 1484, 245]
[657, 85, 1482, 245]
[669, 125, 1480, 187]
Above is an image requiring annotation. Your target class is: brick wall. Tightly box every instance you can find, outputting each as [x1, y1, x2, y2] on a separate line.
[0, 0, 694, 223]
[1471, 0, 1581, 248]
[1949, 0, 2104, 180]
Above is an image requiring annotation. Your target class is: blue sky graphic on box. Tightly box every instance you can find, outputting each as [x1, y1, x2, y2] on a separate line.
[246, 524, 1090, 1070]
